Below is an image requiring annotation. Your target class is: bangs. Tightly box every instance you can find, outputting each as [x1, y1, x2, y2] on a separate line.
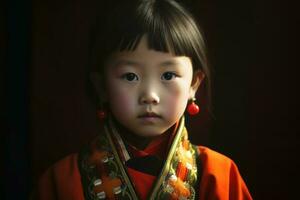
[95, 0, 207, 70]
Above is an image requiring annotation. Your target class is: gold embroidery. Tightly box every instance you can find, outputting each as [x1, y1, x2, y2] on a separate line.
[79, 116, 199, 200]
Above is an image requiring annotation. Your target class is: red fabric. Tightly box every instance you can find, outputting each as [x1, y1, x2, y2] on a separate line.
[124, 135, 166, 199]
[127, 120, 179, 159]
[34, 146, 252, 200]
[124, 127, 174, 199]
[33, 154, 84, 200]
[126, 167, 156, 200]
[197, 147, 252, 200]
[127, 131, 169, 158]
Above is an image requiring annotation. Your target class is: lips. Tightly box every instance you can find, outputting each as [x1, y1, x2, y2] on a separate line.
[138, 112, 161, 118]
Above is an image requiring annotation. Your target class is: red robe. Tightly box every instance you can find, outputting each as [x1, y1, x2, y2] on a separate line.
[34, 145, 252, 200]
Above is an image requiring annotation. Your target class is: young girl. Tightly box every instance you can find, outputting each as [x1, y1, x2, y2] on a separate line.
[35, 0, 252, 199]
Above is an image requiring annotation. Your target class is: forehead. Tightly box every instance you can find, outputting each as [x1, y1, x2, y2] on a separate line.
[107, 35, 192, 68]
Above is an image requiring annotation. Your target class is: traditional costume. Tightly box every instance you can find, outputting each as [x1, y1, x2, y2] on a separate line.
[34, 116, 252, 200]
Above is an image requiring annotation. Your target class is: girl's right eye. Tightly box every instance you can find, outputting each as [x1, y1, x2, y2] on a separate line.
[122, 73, 139, 81]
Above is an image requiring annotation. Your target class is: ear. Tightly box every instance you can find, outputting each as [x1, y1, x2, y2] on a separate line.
[89, 72, 107, 102]
[189, 70, 205, 98]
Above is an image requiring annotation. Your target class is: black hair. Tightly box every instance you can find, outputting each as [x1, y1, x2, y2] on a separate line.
[87, 0, 212, 113]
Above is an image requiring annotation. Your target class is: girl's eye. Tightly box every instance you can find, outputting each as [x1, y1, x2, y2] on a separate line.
[161, 72, 177, 81]
[122, 73, 139, 81]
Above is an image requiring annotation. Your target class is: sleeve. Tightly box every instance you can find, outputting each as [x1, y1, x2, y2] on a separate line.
[198, 146, 253, 200]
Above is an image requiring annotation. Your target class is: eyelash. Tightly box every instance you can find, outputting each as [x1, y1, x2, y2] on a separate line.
[121, 72, 179, 82]
[121, 73, 139, 81]
[161, 72, 179, 81]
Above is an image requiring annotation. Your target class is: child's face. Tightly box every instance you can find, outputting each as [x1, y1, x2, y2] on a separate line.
[103, 35, 202, 137]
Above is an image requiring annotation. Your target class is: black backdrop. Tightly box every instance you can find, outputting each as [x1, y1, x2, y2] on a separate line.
[2, 0, 299, 199]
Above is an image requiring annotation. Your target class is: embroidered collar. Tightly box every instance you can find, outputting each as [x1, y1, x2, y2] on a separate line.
[79, 116, 199, 200]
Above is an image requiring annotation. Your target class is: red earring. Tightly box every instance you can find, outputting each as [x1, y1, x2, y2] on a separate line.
[97, 110, 107, 120]
[97, 101, 108, 121]
[187, 98, 200, 115]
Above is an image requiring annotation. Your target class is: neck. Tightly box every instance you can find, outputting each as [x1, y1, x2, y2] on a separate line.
[111, 117, 172, 150]
[121, 130, 153, 150]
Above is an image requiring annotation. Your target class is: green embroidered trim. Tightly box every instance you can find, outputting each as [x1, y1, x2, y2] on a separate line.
[79, 116, 199, 200]
[104, 125, 139, 200]
[152, 122, 199, 200]
[148, 117, 185, 199]
[79, 131, 135, 200]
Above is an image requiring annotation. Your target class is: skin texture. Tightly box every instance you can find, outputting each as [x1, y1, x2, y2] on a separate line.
[92, 35, 204, 141]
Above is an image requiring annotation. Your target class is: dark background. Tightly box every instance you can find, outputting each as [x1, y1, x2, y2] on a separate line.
[2, 0, 299, 199]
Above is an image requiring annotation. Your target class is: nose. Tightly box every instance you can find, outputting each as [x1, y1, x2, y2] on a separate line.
[139, 91, 160, 105]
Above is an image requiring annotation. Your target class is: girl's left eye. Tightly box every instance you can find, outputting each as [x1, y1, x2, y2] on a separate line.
[161, 72, 178, 81]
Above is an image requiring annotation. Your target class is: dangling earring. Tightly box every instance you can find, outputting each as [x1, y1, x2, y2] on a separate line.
[96, 102, 107, 121]
[187, 97, 200, 115]
[97, 109, 106, 120]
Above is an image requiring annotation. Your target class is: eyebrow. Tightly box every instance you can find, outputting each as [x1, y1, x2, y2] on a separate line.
[159, 60, 182, 67]
[112, 59, 182, 68]
[113, 60, 141, 68]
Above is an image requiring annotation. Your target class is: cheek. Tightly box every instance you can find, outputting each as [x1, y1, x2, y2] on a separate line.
[107, 81, 136, 113]
[163, 82, 190, 115]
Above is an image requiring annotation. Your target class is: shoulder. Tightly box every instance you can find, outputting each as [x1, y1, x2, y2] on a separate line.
[195, 146, 253, 200]
[35, 154, 85, 200]
[197, 146, 235, 169]
[50, 153, 79, 174]
[39, 153, 80, 182]
[196, 145, 240, 180]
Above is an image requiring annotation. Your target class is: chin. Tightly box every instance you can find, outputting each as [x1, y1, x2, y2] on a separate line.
[132, 127, 167, 138]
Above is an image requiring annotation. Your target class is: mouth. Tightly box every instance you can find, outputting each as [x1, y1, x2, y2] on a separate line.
[138, 112, 161, 118]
